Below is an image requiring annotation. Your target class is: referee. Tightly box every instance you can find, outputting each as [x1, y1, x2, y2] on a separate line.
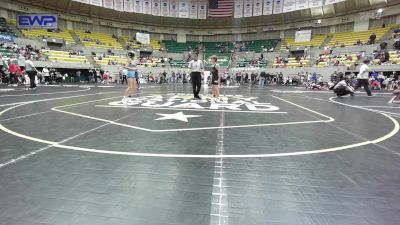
[188, 53, 204, 99]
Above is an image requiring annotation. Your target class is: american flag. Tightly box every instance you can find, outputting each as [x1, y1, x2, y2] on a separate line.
[208, 0, 234, 18]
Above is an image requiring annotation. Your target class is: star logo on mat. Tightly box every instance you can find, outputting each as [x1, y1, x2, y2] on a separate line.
[155, 112, 202, 123]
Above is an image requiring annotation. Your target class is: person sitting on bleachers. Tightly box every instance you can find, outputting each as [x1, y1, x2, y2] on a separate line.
[356, 39, 363, 46]
[369, 33, 377, 44]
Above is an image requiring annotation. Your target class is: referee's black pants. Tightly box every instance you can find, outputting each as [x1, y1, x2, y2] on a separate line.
[27, 71, 37, 89]
[355, 79, 372, 96]
[191, 72, 201, 97]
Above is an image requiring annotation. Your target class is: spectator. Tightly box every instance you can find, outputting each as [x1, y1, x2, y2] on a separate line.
[369, 33, 376, 44]
[42, 66, 50, 84]
[8, 60, 17, 86]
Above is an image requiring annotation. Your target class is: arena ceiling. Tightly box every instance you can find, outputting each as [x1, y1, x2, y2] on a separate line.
[11, 0, 398, 28]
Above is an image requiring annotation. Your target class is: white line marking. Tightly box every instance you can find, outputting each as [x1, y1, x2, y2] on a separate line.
[0, 109, 143, 169]
[95, 105, 288, 114]
[0, 110, 53, 122]
[53, 96, 332, 132]
[0, 95, 398, 158]
[356, 106, 400, 109]
[329, 97, 400, 117]
[0, 91, 119, 107]
[0, 87, 90, 98]
[210, 111, 228, 225]
[271, 95, 334, 120]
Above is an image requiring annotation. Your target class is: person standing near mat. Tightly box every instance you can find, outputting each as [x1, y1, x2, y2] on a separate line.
[188, 53, 204, 99]
[122, 52, 138, 104]
[355, 59, 372, 96]
[211, 55, 222, 101]
[25, 54, 38, 89]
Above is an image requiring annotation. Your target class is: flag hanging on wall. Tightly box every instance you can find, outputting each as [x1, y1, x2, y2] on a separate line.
[308, 0, 322, 8]
[325, 0, 335, 5]
[234, 0, 243, 18]
[273, 0, 283, 14]
[179, 0, 189, 18]
[189, 0, 198, 19]
[161, 0, 170, 16]
[263, 0, 273, 15]
[124, 0, 134, 12]
[170, 0, 179, 17]
[243, 0, 253, 17]
[295, 0, 308, 10]
[283, 0, 295, 12]
[143, 0, 152, 14]
[90, 0, 103, 6]
[208, 0, 234, 18]
[253, 0, 263, 16]
[73, 0, 90, 4]
[198, 0, 207, 19]
[114, 0, 124, 11]
[134, 0, 143, 13]
[152, 0, 161, 16]
[103, 0, 114, 8]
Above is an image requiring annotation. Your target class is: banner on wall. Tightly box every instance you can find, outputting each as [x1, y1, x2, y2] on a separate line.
[324, 0, 335, 5]
[90, 0, 103, 6]
[273, 0, 283, 14]
[73, 0, 90, 4]
[161, 0, 170, 16]
[124, 0, 135, 11]
[295, 0, 308, 10]
[0, 34, 15, 43]
[295, 29, 311, 42]
[143, 0, 152, 14]
[283, 0, 295, 12]
[103, 0, 114, 8]
[134, 0, 143, 13]
[136, 32, 150, 44]
[234, 0, 243, 18]
[179, 0, 189, 18]
[114, 0, 124, 11]
[198, 0, 207, 19]
[152, 0, 161, 16]
[308, 0, 322, 8]
[253, 0, 263, 16]
[263, 0, 273, 15]
[17, 14, 58, 29]
[189, 0, 197, 19]
[243, 0, 253, 17]
[170, 0, 179, 17]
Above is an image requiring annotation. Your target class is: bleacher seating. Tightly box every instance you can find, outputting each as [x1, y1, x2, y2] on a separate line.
[203, 42, 234, 53]
[169, 60, 187, 68]
[21, 29, 75, 44]
[0, 46, 15, 58]
[328, 27, 390, 47]
[204, 53, 231, 67]
[75, 30, 123, 50]
[163, 40, 198, 53]
[0, 17, 16, 37]
[95, 55, 127, 65]
[122, 36, 141, 49]
[273, 57, 310, 68]
[315, 53, 357, 68]
[372, 50, 400, 65]
[245, 39, 279, 52]
[389, 51, 400, 64]
[123, 37, 161, 51]
[150, 39, 161, 50]
[284, 35, 327, 48]
[235, 58, 268, 67]
[41, 49, 88, 64]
